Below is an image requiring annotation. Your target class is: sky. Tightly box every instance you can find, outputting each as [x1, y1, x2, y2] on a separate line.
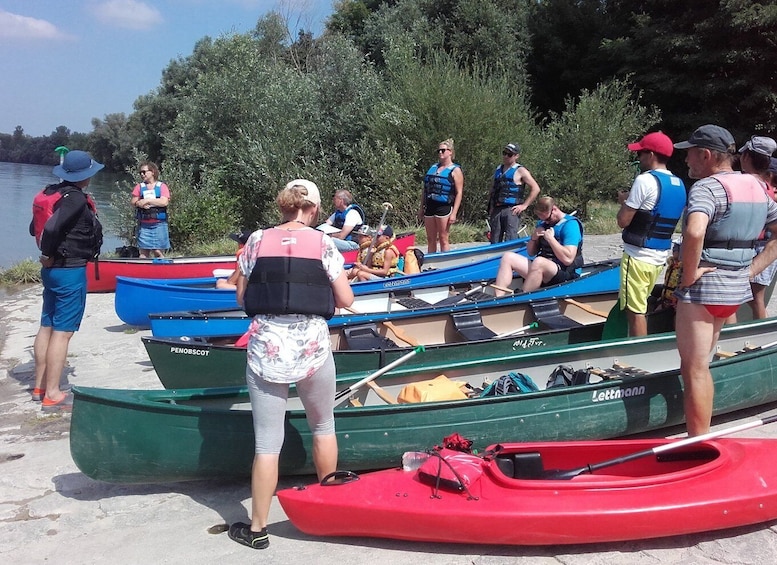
[0, 0, 334, 137]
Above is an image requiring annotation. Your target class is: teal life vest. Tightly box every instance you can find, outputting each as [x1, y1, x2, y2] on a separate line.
[424, 164, 459, 204]
[492, 164, 524, 207]
[136, 182, 168, 222]
[622, 170, 686, 251]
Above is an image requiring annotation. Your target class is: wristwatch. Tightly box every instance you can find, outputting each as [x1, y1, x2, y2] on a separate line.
[40, 254, 50, 260]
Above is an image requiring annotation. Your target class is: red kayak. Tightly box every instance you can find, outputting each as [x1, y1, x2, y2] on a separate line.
[88, 233, 415, 292]
[278, 437, 777, 545]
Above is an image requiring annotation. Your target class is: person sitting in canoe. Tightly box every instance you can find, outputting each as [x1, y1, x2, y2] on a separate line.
[350, 225, 401, 281]
[346, 224, 376, 281]
[493, 196, 583, 294]
[216, 230, 251, 290]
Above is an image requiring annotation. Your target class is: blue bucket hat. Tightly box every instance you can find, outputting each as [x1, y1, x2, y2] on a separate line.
[52, 150, 104, 182]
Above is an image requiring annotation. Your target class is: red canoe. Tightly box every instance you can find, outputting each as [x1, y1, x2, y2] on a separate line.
[278, 438, 777, 545]
[88, 232, 416, 292]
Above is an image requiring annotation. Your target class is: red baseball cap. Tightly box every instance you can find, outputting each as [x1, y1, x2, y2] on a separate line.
[627, 131, 674, 158]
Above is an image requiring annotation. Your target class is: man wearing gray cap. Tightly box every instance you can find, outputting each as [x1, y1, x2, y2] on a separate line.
[29, 150, 104, 411]
[487, 142, 540, 243]
[673, 125, 777, 436]
[739, 135, 777, 319]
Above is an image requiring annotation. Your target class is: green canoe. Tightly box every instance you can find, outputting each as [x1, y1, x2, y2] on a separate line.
[142, 291, 661, 388]
[71, 317, 777, 483]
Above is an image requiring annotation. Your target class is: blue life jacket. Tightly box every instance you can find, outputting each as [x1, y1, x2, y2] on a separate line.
[537, 214, 584, 273]
[136, 182, 168, 222]
[622, 170, 686, 250]
[332, 203, 365, 241]
[701, 173, 768, 268]
[424, 164, 459, 204]
[243, 228, 335, 319]
[492, 164, 524, 207]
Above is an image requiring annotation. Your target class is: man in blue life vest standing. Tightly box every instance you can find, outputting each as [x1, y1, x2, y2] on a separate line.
[673, 125, 777, 436]
[617, 131, 686, 336]
[30, 150, 104, 411]
[487, 142, 541, 243]
[324, 189, 365, 252]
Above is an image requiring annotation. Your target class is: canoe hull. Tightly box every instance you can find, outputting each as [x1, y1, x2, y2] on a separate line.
[90, 233, 415, 293]
[70, 318, 777, 483]
[142, 299, 679, 389]
[115, 276, 240, 326]
[88, 256, 238, 293]
[148, 260, 620, 338]
[278, 438, 777, 545]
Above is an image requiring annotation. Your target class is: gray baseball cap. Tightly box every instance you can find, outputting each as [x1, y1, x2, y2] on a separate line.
[738, 136, 777, 156]
[674, 124, 736, 153]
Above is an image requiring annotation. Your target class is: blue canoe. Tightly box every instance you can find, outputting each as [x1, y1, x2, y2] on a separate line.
[148, 259, 620, 338]
[114, 237, 530, 327]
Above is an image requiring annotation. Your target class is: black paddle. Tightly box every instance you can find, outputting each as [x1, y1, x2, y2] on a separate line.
[544, 413, 777, 480]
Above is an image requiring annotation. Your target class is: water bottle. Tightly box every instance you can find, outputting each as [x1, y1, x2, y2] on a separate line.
[401, 451, 429, 471]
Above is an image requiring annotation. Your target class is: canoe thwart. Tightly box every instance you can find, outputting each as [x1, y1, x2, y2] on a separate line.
[531, 299, 584, 330]
[451, 310, 497, 341]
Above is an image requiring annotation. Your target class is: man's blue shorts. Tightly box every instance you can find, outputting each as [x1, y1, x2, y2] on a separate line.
[41, 266, 87, 332]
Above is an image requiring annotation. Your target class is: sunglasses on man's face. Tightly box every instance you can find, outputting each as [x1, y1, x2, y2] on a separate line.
[437, 148, 448, 154]
[502, 151, 516, 157]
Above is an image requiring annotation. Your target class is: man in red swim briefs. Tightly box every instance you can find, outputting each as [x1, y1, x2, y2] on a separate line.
[673, 125, 777, 436]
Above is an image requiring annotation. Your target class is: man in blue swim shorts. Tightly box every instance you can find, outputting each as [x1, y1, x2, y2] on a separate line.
[30, 150, 104, 411]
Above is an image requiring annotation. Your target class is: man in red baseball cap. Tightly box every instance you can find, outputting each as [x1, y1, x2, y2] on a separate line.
[616, 131, 687, 336]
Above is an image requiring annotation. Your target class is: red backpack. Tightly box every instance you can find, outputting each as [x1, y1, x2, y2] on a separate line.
[31, 183, 97, 250]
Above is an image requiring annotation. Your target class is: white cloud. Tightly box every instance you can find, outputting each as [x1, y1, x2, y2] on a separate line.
[0, 10, 73, 40]
[93, 0, 163, 31]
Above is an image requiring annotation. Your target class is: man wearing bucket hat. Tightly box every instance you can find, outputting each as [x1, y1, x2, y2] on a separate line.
[739, 136, 777, 319]
[672, 125, 777, 436]
[30, 150, 104, 411]
[616, 131, 686, 336]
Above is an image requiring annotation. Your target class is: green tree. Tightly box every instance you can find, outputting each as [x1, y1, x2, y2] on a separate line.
[536, 79, 661, 218]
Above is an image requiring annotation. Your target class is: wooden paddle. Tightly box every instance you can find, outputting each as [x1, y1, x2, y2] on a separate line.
[544, 413, 777, 480]
[363, 202, 393, 267]
[563, 298, 609, 319]
[335, 345, 425, 401]
[382, 321, 421, 347]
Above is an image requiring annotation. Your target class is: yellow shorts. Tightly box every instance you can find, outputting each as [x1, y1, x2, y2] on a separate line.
[619, 253, 664, 314]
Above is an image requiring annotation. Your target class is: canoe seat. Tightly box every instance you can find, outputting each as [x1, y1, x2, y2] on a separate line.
[451, 311, 497, 341]
[395, 297, 433, 310]
[342, 324, 399, 350]
[495, 451, 544, 479]
[531, 300, 584, 330]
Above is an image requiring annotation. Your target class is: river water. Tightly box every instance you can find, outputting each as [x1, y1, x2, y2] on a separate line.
[0, 161, 127, 269]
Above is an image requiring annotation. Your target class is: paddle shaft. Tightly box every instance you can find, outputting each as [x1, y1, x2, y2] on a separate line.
[334, 345, 425, 400]
[363, 202, 393, 266]
[564, 298, 609, 319]
[494, 321, 538, 339]
[382, 321, 420, 346]
[548, 413, 777, 480]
